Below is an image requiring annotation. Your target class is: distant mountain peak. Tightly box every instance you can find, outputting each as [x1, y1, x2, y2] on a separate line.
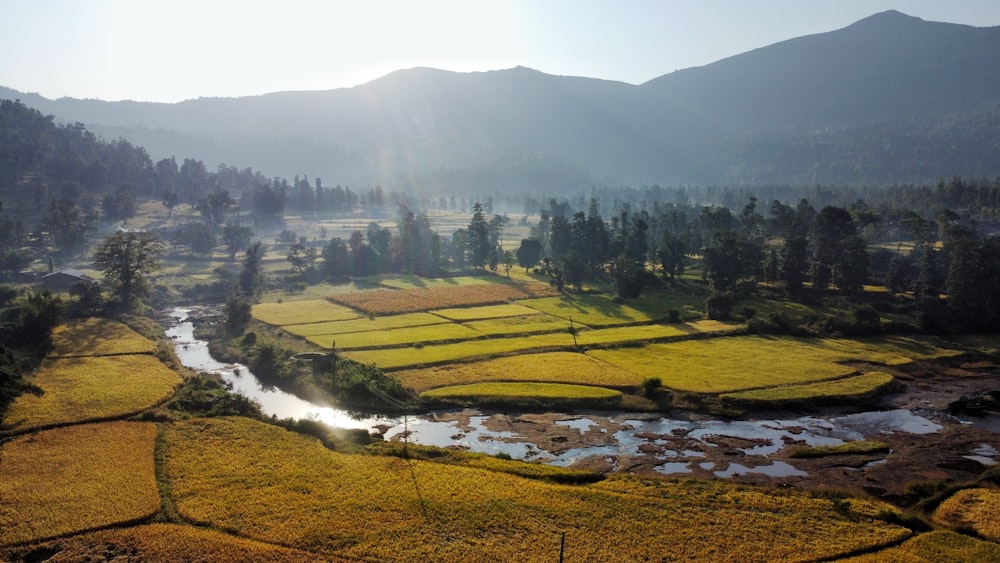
[846, 9, 928, 29]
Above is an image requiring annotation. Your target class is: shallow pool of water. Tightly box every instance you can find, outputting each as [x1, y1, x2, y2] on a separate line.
[164, 307, 959, 473]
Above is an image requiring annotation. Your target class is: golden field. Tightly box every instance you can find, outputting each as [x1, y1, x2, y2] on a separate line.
[50, 317, 156, 357]
[1, 523, 339, 562]
[165, 416, 911, 562]
[0, 422, 160, 546]
[933, 488, 1000, 542]
[394, 351, 643, 392]
[2, 355, 182, 431]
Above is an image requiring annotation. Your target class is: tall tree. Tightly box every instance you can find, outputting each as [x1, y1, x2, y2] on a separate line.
[93, 231, 165, 309]
[466, 202, 491, 270]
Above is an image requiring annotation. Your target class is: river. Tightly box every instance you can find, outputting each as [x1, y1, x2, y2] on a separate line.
[163, 307, 994, 477]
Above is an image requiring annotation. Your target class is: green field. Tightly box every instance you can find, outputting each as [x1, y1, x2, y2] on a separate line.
[251, 299, 360, 326]
[281, 312, 449, 337]
[307, 323, 484, 350]
[463, 313, 581, 336]
[394, 351, 644, 392]
[519, 295, 661, 326]
[587, 336, 954, 394]
[420, 382, 622, 401]
[431, 303, 542, 321]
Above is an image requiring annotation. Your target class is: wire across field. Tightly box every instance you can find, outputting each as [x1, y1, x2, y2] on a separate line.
[50, 318, 157, 357]
[0, 422, 161, 546]
[394, 352, 644, 392]
[462, 313, 578, 336]
[165, 417, 910, 562]
[419, 382, 622, 400]
[430, 303, 543, 321]
[251, 299, 360, 326]
[281, 312, 450, 337]
[2, 355, 183, 431]
[519, 295, 663, 327]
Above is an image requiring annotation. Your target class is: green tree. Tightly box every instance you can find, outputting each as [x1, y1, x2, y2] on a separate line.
[516, 238, 542, 272]
[47, 198, 99, 259]
[93, 231, 165, 309]
[222, 221, 254, 260]
[101, 183, 137, 222]
[238, 242, 266, 299]
[467, 202, 490, 270]
[162, 189, 180, 218]
[779, 236, 809, 294]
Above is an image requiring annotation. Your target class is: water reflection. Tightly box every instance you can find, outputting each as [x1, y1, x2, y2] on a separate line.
[165, 306, 952, 474]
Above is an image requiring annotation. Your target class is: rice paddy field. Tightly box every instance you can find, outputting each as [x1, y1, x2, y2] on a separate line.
[1, 354, 183, 431]
[394, 351, 643, 392]
[164, 416, 913, 562]
[419, 382, 623, 402]
[720, 371, 897, 405]
[50, 317, 157, 357]
[248, 272, 968, 407]
[933, 488, 1000, 542]
[840, 530, 1000, 562]
[251, 299, 359, 326]
[588, 336, 960, 394]
[0, 422, 160, 545]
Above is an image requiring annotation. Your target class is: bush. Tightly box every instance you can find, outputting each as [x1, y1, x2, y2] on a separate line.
[642, 377, 662, 398]
[705, 291, 735, 320]
[668, 309, 681, 323]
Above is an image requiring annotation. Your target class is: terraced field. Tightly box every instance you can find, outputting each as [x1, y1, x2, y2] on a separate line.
[0, 422, 160, 545]
[2, 354, 183, 431]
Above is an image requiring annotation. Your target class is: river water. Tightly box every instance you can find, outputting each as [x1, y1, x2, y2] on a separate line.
[164, 307, 987, 476]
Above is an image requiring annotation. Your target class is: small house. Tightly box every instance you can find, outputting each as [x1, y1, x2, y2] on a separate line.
[39, 269, 98, 292]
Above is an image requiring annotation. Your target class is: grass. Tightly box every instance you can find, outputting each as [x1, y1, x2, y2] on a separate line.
[251, 299, 360, 326]
[394, 352, 644, 392]
[281, 312, 449, 337]
[419, 382, 622, 400]
[588, 336, 961, 394]
[463, 313, 580, 336]
[50, 317, 157, 357]
[519, 294, 661, 326]
[306, 323, 484, 350]
[933, 488, 1000, 542]
[839, 530, 1000, 562]
[431, 303, 542, 321]
[0, 422, 160, 546]
[788, 440, 892, 458]
[2, 355, 183, 431]
[0, 523, 327, 562]
[721, 372, 897, 405]
[165, 416, 910, 562]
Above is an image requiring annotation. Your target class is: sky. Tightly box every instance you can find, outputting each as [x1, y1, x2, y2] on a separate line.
[2, 0, 1000, 103]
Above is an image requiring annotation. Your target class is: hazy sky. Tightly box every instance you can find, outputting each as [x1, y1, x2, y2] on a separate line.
[3, 0, 1000, 103]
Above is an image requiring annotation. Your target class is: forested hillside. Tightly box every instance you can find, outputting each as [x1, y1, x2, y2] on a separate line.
[3, 11, 1000, 189]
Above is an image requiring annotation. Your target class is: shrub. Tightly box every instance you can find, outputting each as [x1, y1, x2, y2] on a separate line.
[706, 291, 735, 320]
[642, 377, 662, 398]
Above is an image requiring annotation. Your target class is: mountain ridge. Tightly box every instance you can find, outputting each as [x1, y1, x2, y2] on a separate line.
[3, 10, 1000, 189]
